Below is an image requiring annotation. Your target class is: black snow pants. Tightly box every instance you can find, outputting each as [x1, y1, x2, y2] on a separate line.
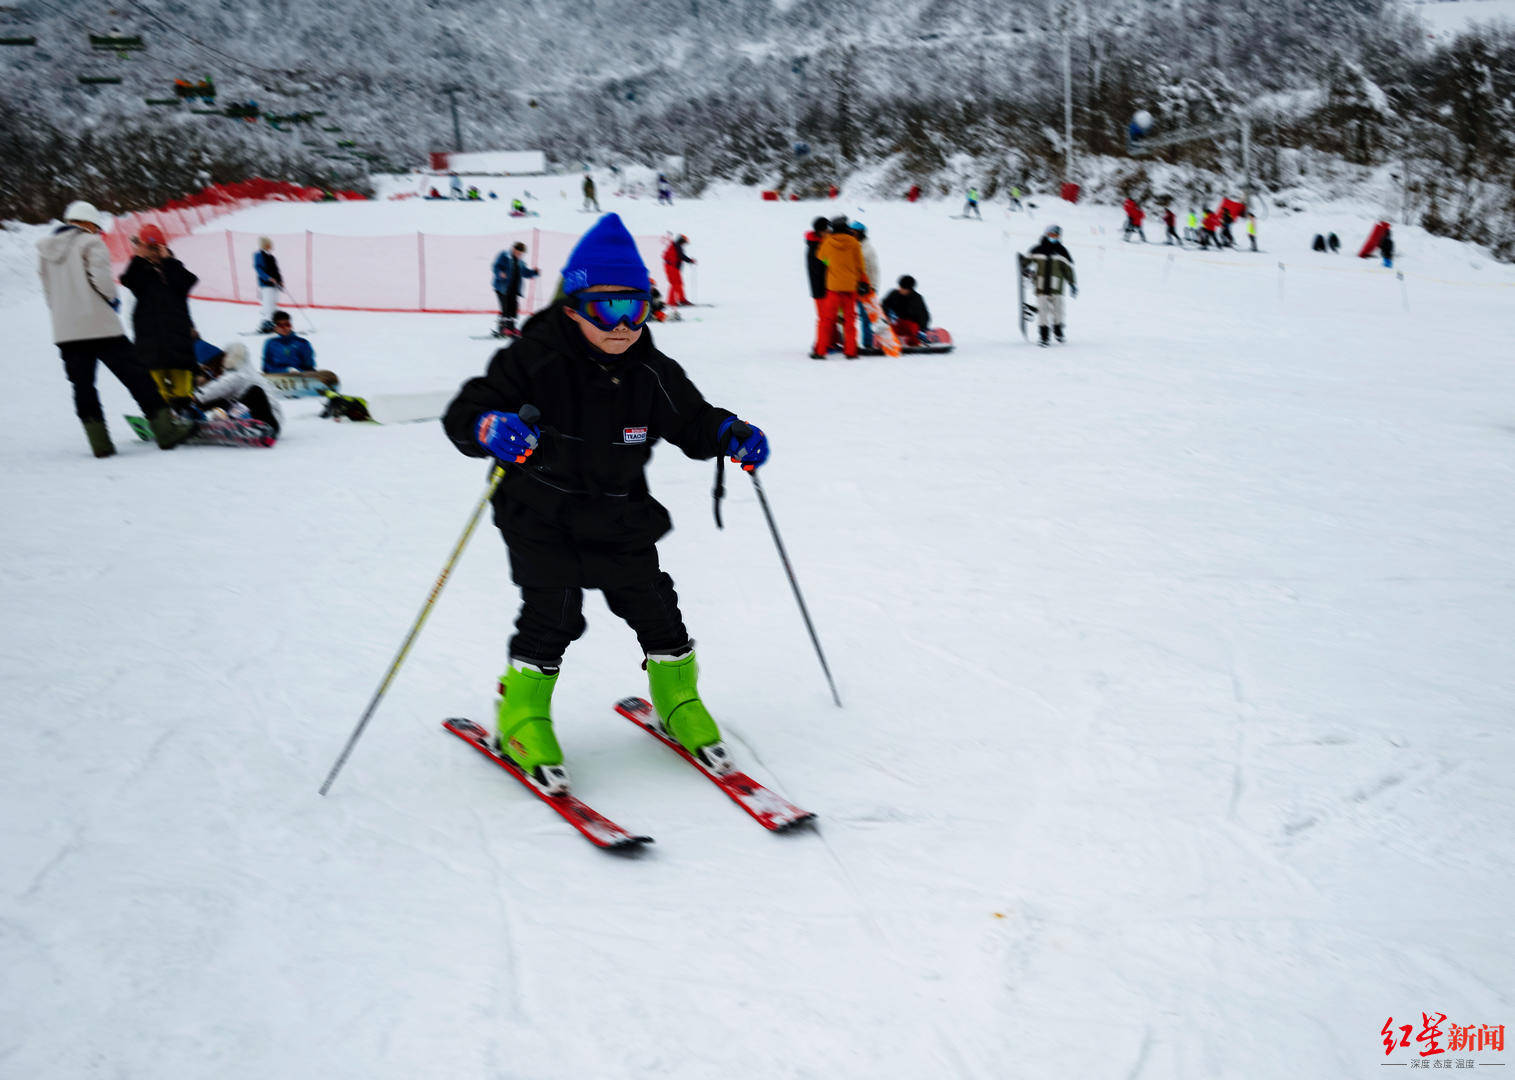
[60, 336, 167, 424]
[510, 572, 691, 667]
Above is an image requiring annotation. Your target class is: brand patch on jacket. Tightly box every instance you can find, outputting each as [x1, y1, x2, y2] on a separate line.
[622, 426, 648, 444]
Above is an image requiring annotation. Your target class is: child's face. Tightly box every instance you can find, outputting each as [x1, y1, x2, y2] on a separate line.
[564, 286, 643, 356]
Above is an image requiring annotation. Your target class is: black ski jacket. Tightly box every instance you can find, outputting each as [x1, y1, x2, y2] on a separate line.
[442, 306, 734, 588]
[804, 231, 828, 299]
[1027, 237, 1075, 294]
[881, 288, 930, 329]
[120, 255, 199, 371]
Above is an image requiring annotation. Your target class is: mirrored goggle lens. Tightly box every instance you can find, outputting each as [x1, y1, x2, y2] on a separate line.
[578, 295, 651, 330]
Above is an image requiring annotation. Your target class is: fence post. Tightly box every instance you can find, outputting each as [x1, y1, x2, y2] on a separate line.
[306, 230, 314, 307]
[526, 226, 541, 315]
[418, 231, 426, 311]
[226, 231, 240, 301]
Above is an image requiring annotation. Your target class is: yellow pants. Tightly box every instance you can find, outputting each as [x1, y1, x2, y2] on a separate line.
[151, 369, 195, 400]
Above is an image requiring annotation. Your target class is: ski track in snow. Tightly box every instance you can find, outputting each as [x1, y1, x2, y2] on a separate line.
[3, 185, 1514, 1078]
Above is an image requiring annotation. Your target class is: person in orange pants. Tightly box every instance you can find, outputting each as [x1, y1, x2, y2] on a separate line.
[812, 216, 868, 359]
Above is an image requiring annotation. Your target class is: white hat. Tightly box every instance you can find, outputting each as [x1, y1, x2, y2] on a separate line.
[63, 200, 104, 227]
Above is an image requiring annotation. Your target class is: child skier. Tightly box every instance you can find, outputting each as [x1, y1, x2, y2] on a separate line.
[492, 241, 540, 338]
[1163, 207, 1181, 246]
[1025, 224, 1077, 347]
[441, 212, 769, 793]
[1121, 198, 1148, 242]
[663, 233, 694, 306]
[253, 237, 282, 334]
[962, 187, 982, 219]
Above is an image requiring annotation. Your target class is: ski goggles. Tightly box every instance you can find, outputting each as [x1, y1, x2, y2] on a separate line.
[571, 291, 653, 332]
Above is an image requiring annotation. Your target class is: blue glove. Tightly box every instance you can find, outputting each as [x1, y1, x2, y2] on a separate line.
[476, 411, 540, 463]
[717, 416, 768, 471]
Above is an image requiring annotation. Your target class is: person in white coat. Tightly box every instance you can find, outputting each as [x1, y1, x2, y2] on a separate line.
[193, 340, 283, 438]
[36, 199, 192, 457]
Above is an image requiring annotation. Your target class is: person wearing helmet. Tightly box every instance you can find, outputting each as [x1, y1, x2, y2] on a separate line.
[121, 223, 200, 402]
[1024, 224, 1077, 346]
[662, 233, 695, 306]
[36, 199, 192, 457]
[851, 221, 880, 350]
[813, 218, 868, 359]
[441, 212, 771, 793]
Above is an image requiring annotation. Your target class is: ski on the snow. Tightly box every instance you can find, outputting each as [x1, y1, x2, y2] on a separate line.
[613, 697, 816, 832]
[442, 718, 653, 851]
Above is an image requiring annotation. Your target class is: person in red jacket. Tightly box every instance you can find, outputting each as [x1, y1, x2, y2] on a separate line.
[662, 234, 694, 306]
[1122, 198, 1147, 242]
[1201, 208, 1221, 249]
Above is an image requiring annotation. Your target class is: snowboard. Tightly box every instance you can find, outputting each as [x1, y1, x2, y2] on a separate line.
[125, 414, 276, 447]
[320, 390, 450, 425]
[858, 293, 901, 358]
[1017, 254, 1036, 341]
[266, 372, 336, 398]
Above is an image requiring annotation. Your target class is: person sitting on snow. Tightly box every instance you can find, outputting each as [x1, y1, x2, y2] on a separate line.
[510, 198, 529, 217]
[260, 311, 339, 389]
[194, 339, 283, 438]
[881, 275, 931, 346]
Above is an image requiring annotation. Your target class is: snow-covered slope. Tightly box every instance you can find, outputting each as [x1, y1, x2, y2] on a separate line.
[3, 186, 1513, 1078]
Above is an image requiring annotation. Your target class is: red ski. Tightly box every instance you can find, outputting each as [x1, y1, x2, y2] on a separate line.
[613, 697, 816, 832]
[442, 718, 652, 851]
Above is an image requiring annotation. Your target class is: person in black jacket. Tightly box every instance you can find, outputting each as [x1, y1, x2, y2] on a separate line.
[120, 224, 200, 401]
[805, 215, 830, 323]
[881, 275, 930, 345]
[442, 212, 770, 794]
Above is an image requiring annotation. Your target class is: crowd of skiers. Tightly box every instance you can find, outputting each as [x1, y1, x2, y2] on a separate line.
[36, 203, 348, 456]
[804, 215, 935, 358]
[1122, 197, 1258, 252]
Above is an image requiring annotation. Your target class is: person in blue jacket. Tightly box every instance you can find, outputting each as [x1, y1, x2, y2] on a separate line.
[260, 311, 339, 388]
[253, 237, 282, 333]
[491, 241, 540, 338]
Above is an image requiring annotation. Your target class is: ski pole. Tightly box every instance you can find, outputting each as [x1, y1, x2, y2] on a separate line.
[319, 405, 540, 795]
[279, 285, 319, 334]
[729, 422, 842, 708]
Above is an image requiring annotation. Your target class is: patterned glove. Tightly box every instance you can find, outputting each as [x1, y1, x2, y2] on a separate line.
[476, 411, 540, 464]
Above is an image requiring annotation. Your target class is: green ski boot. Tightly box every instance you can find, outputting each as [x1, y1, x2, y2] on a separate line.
[496, 662, 569, 794]
[646, 650, 733, 774]
[82, 420, 115, 458]
[149, 407, 195, 450]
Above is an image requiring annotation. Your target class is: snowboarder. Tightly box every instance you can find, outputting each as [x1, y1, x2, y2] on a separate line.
[509, 198, 529, 218]
[1328, 232, 1341, 253]
[881, 275, 930, 346]
[492, 241, 540, 338]
[812, 215, 868, 359]
[1163, 206, 1182, 246]
[1008, 185, 1023, 211]
[120, 224, 199, 402]
[1025, 224, 1077, 347]
[193, 340, 283, 439]
[962, 187, 982, 219]
[449, 171, 463, 200]
[253, 237, 282, 334]
[440, 212, 770, 793]
[37, 199, 192, 457]
[582, 174, 599, 212]
[1313, 234, 1327, 253]
[663, 233, 694, 307]
[261, 312, 338, 388]
[1379, 226, 1394, 268]
[1122, 198, 1148, 242]
[656, 173, 674, 206]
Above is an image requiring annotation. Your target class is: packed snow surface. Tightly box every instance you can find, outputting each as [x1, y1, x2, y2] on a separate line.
[3, 182, 1513, 1079]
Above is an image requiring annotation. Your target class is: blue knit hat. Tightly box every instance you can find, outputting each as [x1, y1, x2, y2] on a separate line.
[561, 213, 650, 295]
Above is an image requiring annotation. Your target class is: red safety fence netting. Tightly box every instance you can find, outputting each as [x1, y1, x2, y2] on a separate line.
[105, 181, 672, 315]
